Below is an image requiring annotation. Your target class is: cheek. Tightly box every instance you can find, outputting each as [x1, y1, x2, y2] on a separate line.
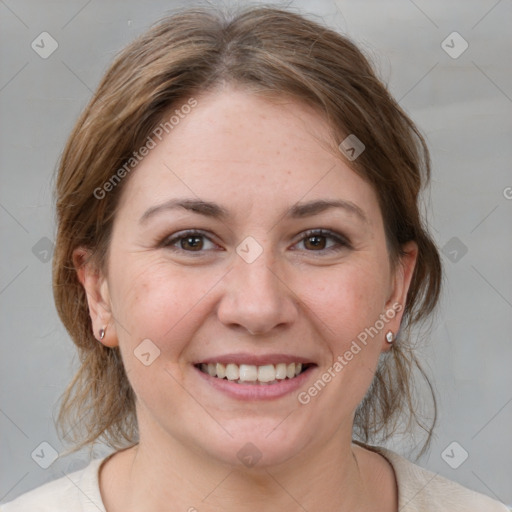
[299, 258, 390, 348]
[109, 257, 224, 353]
[112, 265, 173, 337]
[294, 261, 390, 414]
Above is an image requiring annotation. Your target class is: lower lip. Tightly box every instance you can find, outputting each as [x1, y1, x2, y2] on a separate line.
[194, 365, 316, 400]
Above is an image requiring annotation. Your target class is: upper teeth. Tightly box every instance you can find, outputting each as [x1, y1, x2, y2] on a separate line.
[200, 362, 303, 383]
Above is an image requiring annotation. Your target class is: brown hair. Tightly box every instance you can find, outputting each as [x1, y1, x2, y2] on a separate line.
[53, 4, 442, 459]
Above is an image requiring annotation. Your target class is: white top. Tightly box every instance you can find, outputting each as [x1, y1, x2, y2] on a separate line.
[1, 446, 509, 511]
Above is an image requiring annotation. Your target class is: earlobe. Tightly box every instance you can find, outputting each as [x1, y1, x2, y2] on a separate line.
[72, 247, 118, 347]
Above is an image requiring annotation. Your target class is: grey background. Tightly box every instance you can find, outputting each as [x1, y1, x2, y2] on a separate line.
[1, 0, 511, 506]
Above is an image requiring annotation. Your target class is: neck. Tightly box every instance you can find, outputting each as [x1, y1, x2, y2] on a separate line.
[110, 430, 381, 512]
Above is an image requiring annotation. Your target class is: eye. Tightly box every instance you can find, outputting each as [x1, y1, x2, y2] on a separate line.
[162, 230, 219, 253]
[293, 229, 351, 253]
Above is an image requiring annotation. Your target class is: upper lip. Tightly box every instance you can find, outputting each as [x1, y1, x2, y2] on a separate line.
[195, 353, 316, 366]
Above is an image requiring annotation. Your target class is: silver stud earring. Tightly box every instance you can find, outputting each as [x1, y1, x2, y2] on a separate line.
[99, 328, 106, 341]
[385, 330, 394, 343]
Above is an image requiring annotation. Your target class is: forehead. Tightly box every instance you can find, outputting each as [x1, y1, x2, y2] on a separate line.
[116, 86, 381, 227]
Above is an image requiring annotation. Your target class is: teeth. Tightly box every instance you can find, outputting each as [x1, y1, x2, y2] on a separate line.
[216, 363, 226, 379]
[275, 363, 287, 380]
[199, 361, 307, 383]
[225, 363, 239, 381]
[257, 364, 276, 382]
[239, 364, 258, 382]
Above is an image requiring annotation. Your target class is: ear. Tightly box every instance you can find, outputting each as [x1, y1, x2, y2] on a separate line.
[72, 247, 118, 347]
[382, 240, 418, 350]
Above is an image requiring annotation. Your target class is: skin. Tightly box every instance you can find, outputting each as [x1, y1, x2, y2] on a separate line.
[74, 83, 417, 512]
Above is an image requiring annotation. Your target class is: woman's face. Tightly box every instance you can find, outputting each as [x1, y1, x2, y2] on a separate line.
[77, 85, 417, 468]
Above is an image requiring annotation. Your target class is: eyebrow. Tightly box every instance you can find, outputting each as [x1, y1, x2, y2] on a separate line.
[139, 197, 368, 224]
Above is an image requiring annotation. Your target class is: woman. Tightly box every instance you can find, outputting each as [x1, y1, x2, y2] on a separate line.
[1, 5, 508, 512]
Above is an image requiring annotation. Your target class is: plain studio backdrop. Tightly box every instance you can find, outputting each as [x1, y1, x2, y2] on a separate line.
[1, 0, 511, 506]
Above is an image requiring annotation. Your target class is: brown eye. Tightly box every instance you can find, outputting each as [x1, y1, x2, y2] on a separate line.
[295, 229, 351, 253]
[162, 230, 218, 253]
[180, 235, 204, 251]
[303, 234, 327, 250]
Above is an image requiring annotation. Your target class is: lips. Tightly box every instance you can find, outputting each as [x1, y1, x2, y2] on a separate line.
[193, 353, 317, 396]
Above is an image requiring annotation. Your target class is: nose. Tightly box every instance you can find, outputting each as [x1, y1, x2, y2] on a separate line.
[216, 245, 298, 336]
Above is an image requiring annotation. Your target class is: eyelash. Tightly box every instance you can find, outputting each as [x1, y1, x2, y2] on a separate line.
[161, 229, 352, 256]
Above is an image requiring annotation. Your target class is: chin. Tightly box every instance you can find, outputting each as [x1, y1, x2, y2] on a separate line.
[196, 417, 312, 469]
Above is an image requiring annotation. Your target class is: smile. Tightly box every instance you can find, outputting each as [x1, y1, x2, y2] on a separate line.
[193, 353, 317, 400]
[197, 362, 312, 384]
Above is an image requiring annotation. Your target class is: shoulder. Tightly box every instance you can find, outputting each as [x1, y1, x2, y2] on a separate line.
[0, 457, 107, 512]
[368, 445, 510, 512]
